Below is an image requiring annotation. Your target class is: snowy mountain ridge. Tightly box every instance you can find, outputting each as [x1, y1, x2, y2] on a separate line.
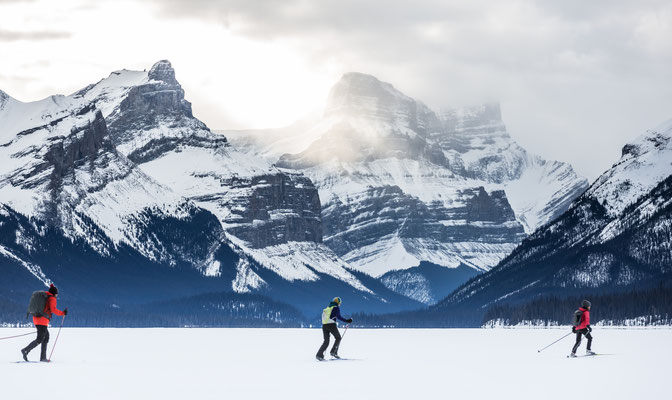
[586, 119, 672, 218]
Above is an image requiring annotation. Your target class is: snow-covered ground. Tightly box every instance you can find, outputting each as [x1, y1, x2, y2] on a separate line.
[0, 328, 668, 399]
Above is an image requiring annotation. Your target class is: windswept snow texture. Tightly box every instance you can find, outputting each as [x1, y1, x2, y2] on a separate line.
[0, 328, 668, 400]
[227, 73, 588, 281]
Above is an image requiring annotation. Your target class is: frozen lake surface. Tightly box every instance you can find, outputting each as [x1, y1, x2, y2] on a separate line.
[1, 327, 669, 399]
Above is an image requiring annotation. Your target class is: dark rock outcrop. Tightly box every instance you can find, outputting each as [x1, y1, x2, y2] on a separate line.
[225, 173, 322, 248]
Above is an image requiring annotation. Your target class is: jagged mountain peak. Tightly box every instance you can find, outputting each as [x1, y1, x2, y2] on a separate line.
[621, 119, 672, 158]
[325, 72, 432, 124]
[330, 72, 401, 97]
[148, 60, 177, 84]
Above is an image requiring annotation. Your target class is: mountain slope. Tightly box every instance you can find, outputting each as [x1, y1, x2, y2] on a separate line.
[435, 119, 672, 322]
[0, 89, 215, 269]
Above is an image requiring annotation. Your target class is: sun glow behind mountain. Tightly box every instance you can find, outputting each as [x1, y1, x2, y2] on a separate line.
[0, 0, 338, 130]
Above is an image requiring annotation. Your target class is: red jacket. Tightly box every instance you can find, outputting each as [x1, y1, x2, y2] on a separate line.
[575, 307, 590, 330]
[33, 292, 65, 326]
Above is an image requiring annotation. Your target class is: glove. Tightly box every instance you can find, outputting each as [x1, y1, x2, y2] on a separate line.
[571, 326, 576, 333]
[346, 318, 353, 324]
[63, 308, 68, 316]
[587, 325, 592, 332]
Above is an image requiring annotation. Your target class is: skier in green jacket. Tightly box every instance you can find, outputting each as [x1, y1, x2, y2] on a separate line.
[316, 297, 352, 361]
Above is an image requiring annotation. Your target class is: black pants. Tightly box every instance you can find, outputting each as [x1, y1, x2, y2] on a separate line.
[572, 328, 592, 353]
[23, 325, 50, 360]
[316, 323, 341, 357]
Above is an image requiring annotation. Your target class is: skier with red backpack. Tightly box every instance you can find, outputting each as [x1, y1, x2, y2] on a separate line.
[569, 300, 595, 357]
[21, 284, 68, 362]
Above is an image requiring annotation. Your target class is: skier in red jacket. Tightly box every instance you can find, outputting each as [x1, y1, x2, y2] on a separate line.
[569, 300, 595, 357]
[21, 284, 68, 362]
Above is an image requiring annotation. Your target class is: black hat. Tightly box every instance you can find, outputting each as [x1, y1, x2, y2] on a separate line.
[48, 284, 58, 295]
[581, 299, 591, 308]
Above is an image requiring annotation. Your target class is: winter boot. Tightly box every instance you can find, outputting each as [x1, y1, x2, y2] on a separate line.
[21, 348, 29, 362]
[316, 355, 325, 361]
[330, 352, 341, 359]
[586, 350, 596, 356]
[568, 353, 577, 358]
[39, 339, 49, 362]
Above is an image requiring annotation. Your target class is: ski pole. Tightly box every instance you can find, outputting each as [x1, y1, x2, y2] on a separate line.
[341, 324, 350, 339]
[48, 314, 66, 362]
[0, 332, 34, 341]
[537, 331, 573, 353]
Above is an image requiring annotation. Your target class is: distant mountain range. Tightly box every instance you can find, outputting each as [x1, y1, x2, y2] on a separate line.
[3, 61, 660, 328]
[226, 72, 588, 303]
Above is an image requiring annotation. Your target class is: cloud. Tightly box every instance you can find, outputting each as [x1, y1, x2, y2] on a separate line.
[147, 0, 672, 179]
[2, 0, 670, 179]
[146, 0, 671, 103]
[0, 29, 71, 42]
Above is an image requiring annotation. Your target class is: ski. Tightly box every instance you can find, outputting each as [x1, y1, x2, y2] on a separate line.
[567, 353, 600, 358]
[316, 357, 357, 362]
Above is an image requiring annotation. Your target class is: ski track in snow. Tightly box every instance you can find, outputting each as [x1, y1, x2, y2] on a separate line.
[0, 328, 668, 399]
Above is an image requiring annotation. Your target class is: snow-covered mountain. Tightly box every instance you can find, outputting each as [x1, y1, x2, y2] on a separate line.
[437, 118, 672, 317]
[0, 62, 422, 317]
[0, 86, 204, 267]
[227, 73, 588, 303]
[70, 61, 365, 290]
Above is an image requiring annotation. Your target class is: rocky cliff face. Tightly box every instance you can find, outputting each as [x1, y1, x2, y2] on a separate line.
[224, 172, 322, 247]
[227, 73, 588, 303]
[322, 184, 525, 278]
[71, 60, 324, 251]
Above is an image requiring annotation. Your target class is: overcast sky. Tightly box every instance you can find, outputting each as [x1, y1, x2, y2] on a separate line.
[1, 0, 670, 180]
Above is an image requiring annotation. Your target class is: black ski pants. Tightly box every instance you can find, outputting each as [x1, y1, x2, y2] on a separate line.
[316, 323, 341, 357]
[23, 325, 50, 360]
[572, 328, 592, 353]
